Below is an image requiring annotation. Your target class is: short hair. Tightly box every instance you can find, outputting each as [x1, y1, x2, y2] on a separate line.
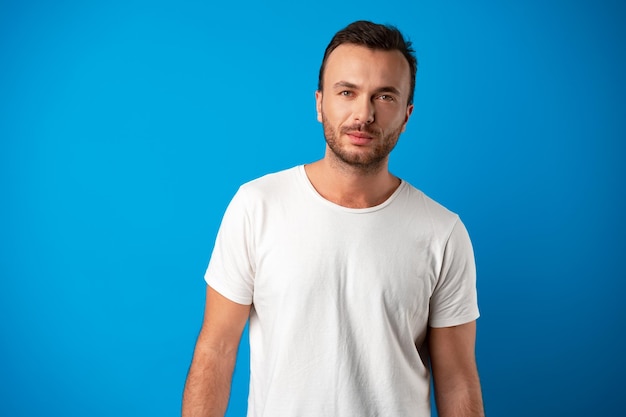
[317, 20, 418, 105]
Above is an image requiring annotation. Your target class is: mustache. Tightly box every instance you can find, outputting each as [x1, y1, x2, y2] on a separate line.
[340, 124, 379, 135]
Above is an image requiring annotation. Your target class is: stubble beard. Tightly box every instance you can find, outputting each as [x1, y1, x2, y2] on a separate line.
[321, 112, 403, 174]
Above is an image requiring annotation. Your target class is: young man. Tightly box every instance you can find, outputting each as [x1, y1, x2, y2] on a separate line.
[183, 20, 484, 417]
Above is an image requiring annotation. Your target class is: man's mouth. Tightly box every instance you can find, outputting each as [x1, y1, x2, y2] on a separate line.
[345, 131, 374, 145]
[346, 131, 373, 139]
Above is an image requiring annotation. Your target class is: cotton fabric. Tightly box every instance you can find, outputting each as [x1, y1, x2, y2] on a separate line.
[205, 165, 479, 417]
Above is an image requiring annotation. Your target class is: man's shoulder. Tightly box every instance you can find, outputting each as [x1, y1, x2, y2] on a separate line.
[240, 165, 301, 192]
[400, 180, 460, 228]
[230, 165, 303, 207]
[401, 181, 455, 213]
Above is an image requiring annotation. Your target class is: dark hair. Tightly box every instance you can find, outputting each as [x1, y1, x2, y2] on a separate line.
[317, 20, 418, 105]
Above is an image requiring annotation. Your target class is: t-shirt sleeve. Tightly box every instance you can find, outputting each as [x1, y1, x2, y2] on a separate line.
[428, 218, 480, 328]
[204, 187, 255, 305]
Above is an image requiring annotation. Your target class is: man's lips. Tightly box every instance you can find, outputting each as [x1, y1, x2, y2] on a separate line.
[346, 131, 373, 139]
[345, 131, 374, 145]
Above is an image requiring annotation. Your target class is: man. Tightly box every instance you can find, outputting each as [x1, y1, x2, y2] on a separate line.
[183, 20, 484, 417]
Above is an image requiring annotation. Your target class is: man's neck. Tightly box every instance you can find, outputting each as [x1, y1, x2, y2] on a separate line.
[304, 158, 401, 209]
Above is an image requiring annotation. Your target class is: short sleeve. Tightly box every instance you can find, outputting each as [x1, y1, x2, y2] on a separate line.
[428, 218, 480, 328]
[204, 188, 255, 305]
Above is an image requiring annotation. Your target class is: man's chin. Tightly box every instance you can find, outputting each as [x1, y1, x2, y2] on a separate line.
[333, 150, 387, 170]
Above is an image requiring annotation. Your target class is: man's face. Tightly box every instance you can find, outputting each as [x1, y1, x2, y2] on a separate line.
[316, 44, 414, 171]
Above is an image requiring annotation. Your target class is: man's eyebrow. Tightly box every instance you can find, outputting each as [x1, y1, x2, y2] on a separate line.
[332, 81, 401, 96]
[333, 81, 359, 90]
[373, 86, 402, 96]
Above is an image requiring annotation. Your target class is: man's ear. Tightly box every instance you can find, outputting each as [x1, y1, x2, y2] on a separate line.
[401, 103, 414, 132]
[315, 90, 323, 123]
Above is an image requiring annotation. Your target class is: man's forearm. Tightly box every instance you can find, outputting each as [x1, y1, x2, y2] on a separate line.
[182, 346, 237, 417]
[434, 379, 485, 417]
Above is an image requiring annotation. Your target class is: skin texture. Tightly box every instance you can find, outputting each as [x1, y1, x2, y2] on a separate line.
[429, 322, 485, 417]
[182, 43, 484, 417]
[182, 287, 250, 417]
[317, 44, 413, 172]
[306, 44, 413, 208]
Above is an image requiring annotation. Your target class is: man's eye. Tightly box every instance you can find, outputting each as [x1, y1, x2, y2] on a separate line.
[378, 94, 394, 102]
[340, 91, 353, 97]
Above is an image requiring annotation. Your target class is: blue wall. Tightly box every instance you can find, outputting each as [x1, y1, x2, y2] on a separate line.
[1, 0, 624, 416]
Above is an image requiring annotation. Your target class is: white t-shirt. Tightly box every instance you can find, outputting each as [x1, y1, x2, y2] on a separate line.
[205, 165, 479, 417]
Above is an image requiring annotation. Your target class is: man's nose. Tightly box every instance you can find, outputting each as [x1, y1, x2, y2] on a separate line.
[353, 97, 375, 125]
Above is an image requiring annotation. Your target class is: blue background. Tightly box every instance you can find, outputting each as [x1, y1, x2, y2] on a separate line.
[1, 0, 624, 416]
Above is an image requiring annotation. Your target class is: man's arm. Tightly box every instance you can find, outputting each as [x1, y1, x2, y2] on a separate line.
[182, 285, 251, 417]
[429, 321, 485, 417]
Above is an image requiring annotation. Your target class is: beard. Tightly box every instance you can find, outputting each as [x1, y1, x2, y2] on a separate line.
[321, 112, 403, 173]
